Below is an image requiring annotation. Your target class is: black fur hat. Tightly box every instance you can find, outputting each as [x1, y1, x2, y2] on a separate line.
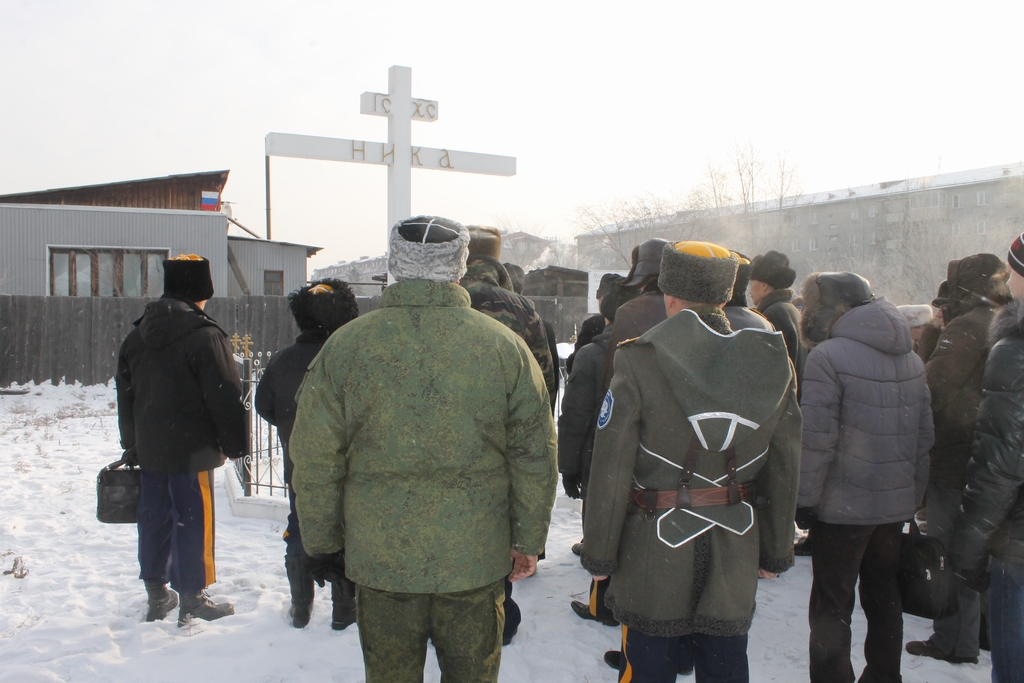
[658, 241, 739, 304]
[163, 255, 214, 302]
[750, 250, 796, 290]
[288, 278, 359, 333]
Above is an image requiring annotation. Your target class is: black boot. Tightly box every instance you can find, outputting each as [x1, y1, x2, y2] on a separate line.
[286, 556, 315, 628]
[503, 577, 521, 646]
[177, 591, 234, 627]
[144, 582, 178, 622]
[331, 576, 356, 630]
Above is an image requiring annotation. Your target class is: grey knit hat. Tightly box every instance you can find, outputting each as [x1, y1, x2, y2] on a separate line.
[658, 241, 740, 304]
[388, 216, 469, 283]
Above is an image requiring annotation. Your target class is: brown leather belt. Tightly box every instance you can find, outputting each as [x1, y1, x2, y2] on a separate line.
[628, 484, 754, 514]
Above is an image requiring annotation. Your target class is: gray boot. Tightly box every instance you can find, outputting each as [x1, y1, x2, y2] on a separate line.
[144, 582, 178, 622]
[286, 556, 315, 628]
[177, 590, 234, 627]
[331, 577, 356, 630]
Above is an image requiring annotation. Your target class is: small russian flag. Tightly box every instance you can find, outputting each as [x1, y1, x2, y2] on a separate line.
[200, 191, 220, 211]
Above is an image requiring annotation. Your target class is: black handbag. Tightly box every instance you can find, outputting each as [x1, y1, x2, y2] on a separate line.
[96, 454, 141, 524]
[898, 520, 957, 619]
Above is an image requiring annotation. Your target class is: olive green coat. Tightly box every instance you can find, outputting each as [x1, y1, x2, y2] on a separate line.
[581, 309, 802, 637]
[289, 280, 557, 594]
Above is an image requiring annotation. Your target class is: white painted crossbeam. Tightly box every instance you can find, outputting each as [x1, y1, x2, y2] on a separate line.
[265, 132, 515, 176]
[266, 133, 391, 165]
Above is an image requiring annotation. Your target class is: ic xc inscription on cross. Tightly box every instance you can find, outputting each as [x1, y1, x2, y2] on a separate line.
[264, 65, 516, 241]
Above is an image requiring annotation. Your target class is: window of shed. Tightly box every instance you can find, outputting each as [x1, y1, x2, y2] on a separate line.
[49, 248, 168, 297]
[264, 270, 284, 296]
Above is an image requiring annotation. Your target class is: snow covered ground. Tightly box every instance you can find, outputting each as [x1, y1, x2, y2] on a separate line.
[0, 382, 992, 682]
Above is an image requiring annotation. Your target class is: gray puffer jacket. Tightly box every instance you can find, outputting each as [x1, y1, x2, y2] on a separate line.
[798, 298, 934, 524]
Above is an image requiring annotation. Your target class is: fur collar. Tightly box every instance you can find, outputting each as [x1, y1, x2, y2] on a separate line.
[990, 298, 1024, 348]
[756, 288, 794, 312]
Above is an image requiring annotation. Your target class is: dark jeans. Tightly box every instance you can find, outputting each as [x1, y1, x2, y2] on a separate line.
[991, 559, 1024, 683]
[357, 580, 505, 683]
[619, 626, 740, 683]
[137, 469, 217, 594]
[809, 521, 903, 683]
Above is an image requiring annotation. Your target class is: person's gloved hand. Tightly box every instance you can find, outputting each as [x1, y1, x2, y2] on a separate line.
[122, 447, 139, 467]
[956, 567, 990, 594]
[307, 552, 347, 587]
[794, 508, 818, 531]
[562, 473, 582, 500]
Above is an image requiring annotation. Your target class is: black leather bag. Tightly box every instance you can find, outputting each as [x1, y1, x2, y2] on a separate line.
[96, 455, 141, 524]
[898, 520, 957, 619]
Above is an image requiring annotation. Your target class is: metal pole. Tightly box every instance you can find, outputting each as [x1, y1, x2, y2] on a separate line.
[264, 155, 272, 240]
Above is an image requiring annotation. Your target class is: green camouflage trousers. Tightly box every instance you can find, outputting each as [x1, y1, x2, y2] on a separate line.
[357, 579, 505, 683]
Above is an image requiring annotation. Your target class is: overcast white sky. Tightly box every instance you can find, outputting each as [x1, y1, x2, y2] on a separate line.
[3, 0, 1023, 269]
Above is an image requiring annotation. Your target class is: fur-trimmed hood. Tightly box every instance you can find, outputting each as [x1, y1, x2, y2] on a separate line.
[946, 253, 1011, 320]
[799, 273, 873, 349]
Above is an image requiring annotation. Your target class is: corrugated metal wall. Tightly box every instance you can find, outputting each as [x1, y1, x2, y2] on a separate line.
[0, 293, 587, 387]
[226, 238, 310, 297]
[0, 295, 380, 386]
[0, 204, 228, 295]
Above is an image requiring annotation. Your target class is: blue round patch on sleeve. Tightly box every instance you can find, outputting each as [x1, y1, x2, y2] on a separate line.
[597, 390, 613, 429]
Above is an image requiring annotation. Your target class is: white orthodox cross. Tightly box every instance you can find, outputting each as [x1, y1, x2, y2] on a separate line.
[264, 65, 516, 242]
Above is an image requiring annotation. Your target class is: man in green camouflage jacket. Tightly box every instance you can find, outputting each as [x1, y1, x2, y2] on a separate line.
[460, 226, 557, 400]
[289, 216, 557, 683]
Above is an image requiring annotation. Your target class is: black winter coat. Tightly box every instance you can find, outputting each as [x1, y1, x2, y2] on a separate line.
[116, 298, 248, 473]
[557, 328, 611, 499]
[954, 298, 1024, 575]
[254, 330, 329, 484]
[757, 288, 806, 391]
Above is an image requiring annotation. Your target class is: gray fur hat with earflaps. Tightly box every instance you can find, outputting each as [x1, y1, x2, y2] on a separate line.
[388, 216, 470, 283]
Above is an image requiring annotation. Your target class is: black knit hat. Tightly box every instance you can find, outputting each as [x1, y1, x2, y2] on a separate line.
[1008, 234, 1024, 277]
[163, 255, 214, 302]
[750, 250, 796, 290]
[288, 279, 359, 333]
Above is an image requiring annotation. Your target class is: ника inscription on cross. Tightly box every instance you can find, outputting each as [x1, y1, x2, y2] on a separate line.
[264, 65, 516, 243]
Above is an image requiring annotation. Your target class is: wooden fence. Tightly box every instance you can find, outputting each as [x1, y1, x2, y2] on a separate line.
[0, 294, 588, 387]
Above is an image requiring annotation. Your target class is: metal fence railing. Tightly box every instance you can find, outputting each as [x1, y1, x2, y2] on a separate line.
[232, 337, 286, 497]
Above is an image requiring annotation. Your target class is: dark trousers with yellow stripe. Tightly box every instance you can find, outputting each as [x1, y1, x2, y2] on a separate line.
[619, 626, 746, 683]
[589, 577, 615, 621]
[137, 470, 217, 594]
